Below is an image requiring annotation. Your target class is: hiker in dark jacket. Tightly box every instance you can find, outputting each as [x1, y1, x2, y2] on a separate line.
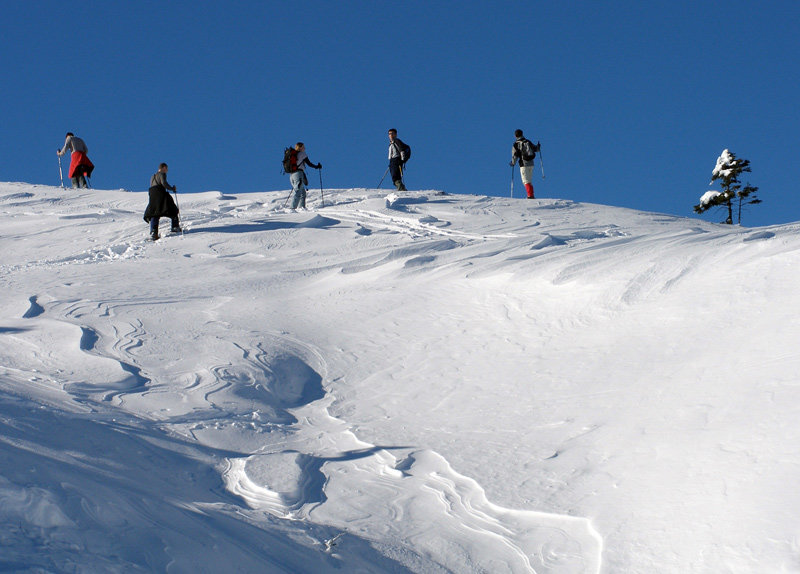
[143, 163, 181, 240]
[510, 129, 540, 199]
[290, 142, 321, 210]
[388, 129, 409, 191]
[57, 132, 94, 188]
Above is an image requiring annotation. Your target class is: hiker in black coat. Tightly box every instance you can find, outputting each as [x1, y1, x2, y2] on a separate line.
[143, 163, 181, 240]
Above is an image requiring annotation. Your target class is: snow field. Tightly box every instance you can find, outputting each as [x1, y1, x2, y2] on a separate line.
[1, 182, 799, 572]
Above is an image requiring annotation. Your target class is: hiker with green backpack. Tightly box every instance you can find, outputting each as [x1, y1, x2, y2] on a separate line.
[283, 142, 321, 209]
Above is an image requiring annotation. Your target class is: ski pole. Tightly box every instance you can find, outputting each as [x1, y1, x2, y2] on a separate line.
[319, 167, 324, 208]
[57, 154, 64, 188]
[283, 189, 293, 208]
[510, 164, 514, 198]
[538, 142, 545, 179]
[377, 166, 390, 189]
[172, 187, 184, 234]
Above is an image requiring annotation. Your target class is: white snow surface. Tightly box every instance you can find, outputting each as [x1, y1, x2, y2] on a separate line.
[1, 182, 799, 573]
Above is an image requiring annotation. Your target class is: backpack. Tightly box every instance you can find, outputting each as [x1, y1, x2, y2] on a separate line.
[517, 138, 537, 162]
[282, 147, 298, 174]
[392, 140, 411, 162]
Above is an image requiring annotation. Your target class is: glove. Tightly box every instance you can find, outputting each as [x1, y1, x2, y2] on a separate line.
[317, 163, 322, 170]
[509, 161, 515, 167]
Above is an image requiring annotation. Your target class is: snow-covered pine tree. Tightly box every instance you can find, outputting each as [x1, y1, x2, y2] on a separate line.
[694, 149, 761, 224]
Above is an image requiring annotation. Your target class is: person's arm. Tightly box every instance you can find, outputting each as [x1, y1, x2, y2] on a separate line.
[164, 175, 176, 192]
[157, 171, 176, 191]
[302, 156, 321, 170]
[510, 143, 519, 166]
[57, 137, 71, 156]
[391, 140, 407, 162]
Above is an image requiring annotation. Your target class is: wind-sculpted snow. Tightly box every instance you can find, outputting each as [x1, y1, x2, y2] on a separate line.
[2, 182, 800, 572]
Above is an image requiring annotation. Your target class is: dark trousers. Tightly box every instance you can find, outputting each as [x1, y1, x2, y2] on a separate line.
[70, 174, 88, 188]
[150, 217, 180, 235]
[389, 158, 406, 191]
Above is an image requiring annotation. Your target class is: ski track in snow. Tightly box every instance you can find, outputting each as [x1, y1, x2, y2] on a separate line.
[3, 184, 799, 572]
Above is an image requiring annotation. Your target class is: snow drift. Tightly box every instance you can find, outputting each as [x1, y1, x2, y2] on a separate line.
[1, 182, 799, 573]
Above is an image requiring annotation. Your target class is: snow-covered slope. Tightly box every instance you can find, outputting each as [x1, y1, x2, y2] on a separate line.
[2, 183, 799, 573]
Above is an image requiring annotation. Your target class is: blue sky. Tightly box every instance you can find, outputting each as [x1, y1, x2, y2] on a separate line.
[3, 1, 798, 226]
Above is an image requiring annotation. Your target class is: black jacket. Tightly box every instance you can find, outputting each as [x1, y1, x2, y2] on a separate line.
[511, 137, 540, 167]
[143, 185, 179, 222]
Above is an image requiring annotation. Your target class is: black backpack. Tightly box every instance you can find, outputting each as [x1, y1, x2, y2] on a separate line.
[282, 147, 298, 174]
[392, 140, 411, 162]
[517, 138, 538, 161]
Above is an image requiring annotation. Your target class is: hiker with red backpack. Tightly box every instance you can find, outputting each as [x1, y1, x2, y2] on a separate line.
[57, 132, 94, 188]
[283, 142, 321, 209]
[510, 129, 541, 199]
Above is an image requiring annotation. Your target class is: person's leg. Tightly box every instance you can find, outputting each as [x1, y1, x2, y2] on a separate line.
[150, 217, 160, 239]
[170, 216, 181, 232]
[390, 159, 405, 191]
[521, 166, 535, 198]
[70, 176, 79, 188]
[290, 172, 305, 209]
[300, 172, 308, 208]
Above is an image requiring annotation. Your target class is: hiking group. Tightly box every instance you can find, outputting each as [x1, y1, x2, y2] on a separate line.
[56, 127, 541, 239]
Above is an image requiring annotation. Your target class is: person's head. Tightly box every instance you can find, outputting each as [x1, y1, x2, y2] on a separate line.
[514, 129, 524, 138]
[159, 162, 168, 173]
[388, 129, 397, 141]
[66, 132, 74, 138]
[295, 142, 305, 151]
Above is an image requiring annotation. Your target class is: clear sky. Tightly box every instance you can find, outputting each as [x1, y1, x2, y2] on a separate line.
[3, 1, 798, 227]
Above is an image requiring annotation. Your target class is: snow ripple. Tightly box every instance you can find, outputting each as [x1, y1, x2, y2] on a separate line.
[218, 334, 603, 573]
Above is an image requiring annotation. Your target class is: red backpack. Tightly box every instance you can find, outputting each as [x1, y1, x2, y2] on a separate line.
[282, 147, 299, 174]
